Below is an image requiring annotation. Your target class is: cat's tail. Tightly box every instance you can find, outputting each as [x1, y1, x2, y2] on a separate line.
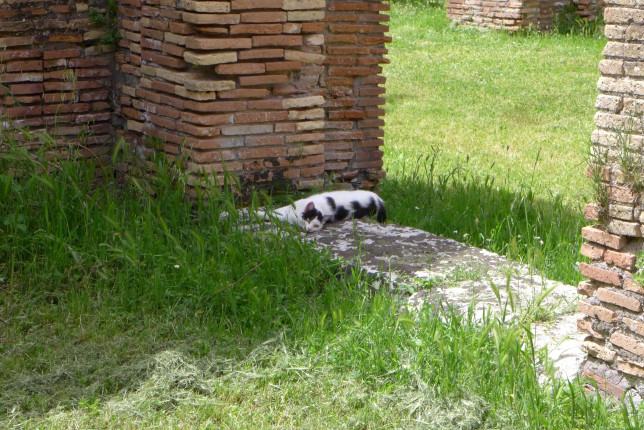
[376, 198, 386, 223]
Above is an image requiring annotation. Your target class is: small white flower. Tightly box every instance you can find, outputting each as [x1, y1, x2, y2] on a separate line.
[174, 264, 180, 269]
[415, 206, 420, 210]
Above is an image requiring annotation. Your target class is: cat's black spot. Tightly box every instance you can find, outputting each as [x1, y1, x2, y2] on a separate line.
[302, 207, 322, 222]
[326, 196, 336, 211]
[376, 201, 386, 223]
[334, 205, 349, 221]
[351, 199, 378, 219]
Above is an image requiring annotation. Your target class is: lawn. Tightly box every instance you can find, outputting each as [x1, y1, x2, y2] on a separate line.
[380, 4, 606, 284]
[3, 4, 644, 429]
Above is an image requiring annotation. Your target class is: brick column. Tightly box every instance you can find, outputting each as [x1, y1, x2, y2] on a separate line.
[579, 0, 644, 400]
[115, 0, 389, 194]
[0, 0, 114, 158]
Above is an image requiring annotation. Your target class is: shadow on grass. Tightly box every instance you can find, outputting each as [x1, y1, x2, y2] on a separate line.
[380, 158, 586, 285]
[0, 141, 362, 422]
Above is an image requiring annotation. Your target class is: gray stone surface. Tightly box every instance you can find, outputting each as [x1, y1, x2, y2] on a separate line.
[308, 219, 585, 380]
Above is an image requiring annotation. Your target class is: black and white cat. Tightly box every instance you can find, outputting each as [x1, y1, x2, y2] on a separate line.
[257, 190, 386, 233]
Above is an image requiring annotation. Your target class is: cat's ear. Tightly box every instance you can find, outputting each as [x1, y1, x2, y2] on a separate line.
[305, 201, 315, 212]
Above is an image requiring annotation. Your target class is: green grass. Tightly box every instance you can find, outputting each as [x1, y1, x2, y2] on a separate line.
[381, 4, 606, 285]
[1, 5, 641, 428]
[2, 133, 644, 428]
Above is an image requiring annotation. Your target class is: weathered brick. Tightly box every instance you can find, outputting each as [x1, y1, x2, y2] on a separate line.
[179, 0, 231, 13]
[579, 263, 623, 286]
[221, 123, 274, 136]
[617, 358, 644, 378]
[282, 95, 324, 109]
[581, 226, 628, 250]
[252, 35, 302, 47]
[611, 331, 644, 357]
[216, 62, 265, 74]
[578, 316, 605, 339]
[597, 287, 642, 312]
[230, 24, 283, 34]
[582, 369, 626, 398]
[185, 37, 252, 50]
[184, 51, 237, 65]
[283, 0, 324, 10]
[582, 339, 617, 362]
[235, 111, 289, 123]
[578, 280, 600, 296]
[604, 249, 637, 271]
[241, 11, 286, 22]
[578, 300, 618, 323]
[180, 112, 233, 126]
[231, 0, 283, 9]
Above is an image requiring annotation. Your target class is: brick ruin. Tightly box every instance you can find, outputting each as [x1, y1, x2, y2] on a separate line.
[0, 0, 390, 193]
[446, 0, 601, 31]
[578, 0, 644, 400]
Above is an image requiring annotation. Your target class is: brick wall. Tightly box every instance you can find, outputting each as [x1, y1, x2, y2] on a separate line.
[579, 0, 644, 400]
[114, 0, 390, 194]
[0, 0, 114, 159]
[1, 0, 389, 194]
[446, 0, 601, 31]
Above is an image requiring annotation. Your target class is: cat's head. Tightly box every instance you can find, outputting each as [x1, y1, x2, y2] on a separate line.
[301, 201, 324, 233]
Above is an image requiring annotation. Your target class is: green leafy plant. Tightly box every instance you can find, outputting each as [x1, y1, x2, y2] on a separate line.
[89, 0, 121, 47]
[554, 3, 605, 37]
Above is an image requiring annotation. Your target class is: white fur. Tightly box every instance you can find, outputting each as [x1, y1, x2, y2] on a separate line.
[259, 190, 385, 233]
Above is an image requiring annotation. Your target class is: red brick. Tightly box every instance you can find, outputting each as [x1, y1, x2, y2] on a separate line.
[252, 35, 302, 47]
[49, 34, 83, 43]
[74, 68, 112, 78]
[238, 48, 284, 60]
[0, 36, 34, 47]
[235, 111, 289, 123]
[186, 37, 252, 50]
[604, 250, 637, 271]
[231, 0, 283, 9]
[184, 100, 248, 113]
[608, 185, 639, 204]
[216, 62, 265, 74]
[230, 24, 283, 35]
[8, 83, 44, 95]
[0, 49, 41, 61]
[245, 135, 284, 146]
[265, 60, 301, 72]
[248, 99, 283, 110]
[177, 122, 221, 137]
[43, 48, 81, 60]
[584, 203, 601, 221]
[578, 280, 599, 296]
[579, 300, 617, 323]
[3, 105, 43, 117]
[577, 316, 605, 339]
[180, 112, 233, 126]
[169, 22, 194, 35]
[581, 226, 628, 250]
[582, 369, 625, 398]
[301, 22, 325, 32]
[239, 74, 289, 86]
[221, 123, 274, 136]
[217, 88, 270, 99]
[597, 287, 641, 312]
[579, 263, 622, 286]
[238, 147, 287, 159]
[149, 114, 177, 130]
[624, 277, 644, 295]
[611, 331, 644, 358]
[241, 11, 286, 22]
[580, 242, 606, 260]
